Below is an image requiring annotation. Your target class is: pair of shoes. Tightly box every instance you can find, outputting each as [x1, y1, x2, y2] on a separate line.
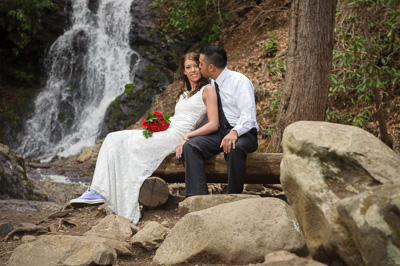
[70, 189, 105, 207]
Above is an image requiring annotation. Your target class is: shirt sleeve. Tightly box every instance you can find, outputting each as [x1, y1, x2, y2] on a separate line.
[231, 78, 256, 137]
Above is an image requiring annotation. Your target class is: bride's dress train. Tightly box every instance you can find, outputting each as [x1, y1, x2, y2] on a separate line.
[90, 87, 207, 223]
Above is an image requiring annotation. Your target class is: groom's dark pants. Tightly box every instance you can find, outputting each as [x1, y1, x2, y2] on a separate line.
[183, 129, 258, 196]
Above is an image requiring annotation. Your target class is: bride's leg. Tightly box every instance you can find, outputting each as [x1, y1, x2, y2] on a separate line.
[70, 131, 124, 207]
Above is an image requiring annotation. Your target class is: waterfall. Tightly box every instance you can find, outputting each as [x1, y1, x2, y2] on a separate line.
[18, 0, 139, 162]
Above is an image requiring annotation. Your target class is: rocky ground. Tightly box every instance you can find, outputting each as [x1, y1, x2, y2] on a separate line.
[0, 197, 182, 265]
[0, 159, 284, 265]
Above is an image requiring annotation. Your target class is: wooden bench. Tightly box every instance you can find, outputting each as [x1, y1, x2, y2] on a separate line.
[153, 153, 283, 184]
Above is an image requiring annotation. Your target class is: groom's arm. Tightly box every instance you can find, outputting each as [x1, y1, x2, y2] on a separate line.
[231, 78, 257, 137]
[221, 78, 256, 153]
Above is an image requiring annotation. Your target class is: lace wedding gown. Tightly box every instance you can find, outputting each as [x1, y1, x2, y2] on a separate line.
[91, 87, 207, 224]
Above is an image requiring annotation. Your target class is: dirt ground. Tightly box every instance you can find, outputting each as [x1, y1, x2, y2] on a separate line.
[0, 195, 183, 266]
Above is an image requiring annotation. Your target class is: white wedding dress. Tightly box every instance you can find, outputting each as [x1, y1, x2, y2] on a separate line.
[91, 87, 207, 224]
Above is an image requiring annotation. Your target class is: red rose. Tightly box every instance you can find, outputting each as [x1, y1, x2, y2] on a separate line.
[141, 120, 150, 127]
[141, 110, 171, 138]
[153, 111, 164, 121]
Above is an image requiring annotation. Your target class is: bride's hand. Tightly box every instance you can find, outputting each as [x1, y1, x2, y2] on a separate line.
[175, 139, 187, 159]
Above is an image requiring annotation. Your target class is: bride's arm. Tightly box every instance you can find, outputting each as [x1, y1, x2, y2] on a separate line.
[184, 84, 219, 138]
[175, 85, 218, 159]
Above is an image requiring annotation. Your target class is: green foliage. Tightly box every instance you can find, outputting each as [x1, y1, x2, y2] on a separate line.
[265, 58, 286, 77]
[124, 83, 136, 94]
[270, 86, 283, 113]
[328, 0, 400, 129]
[0, 0, 54, 55]
[14, 70, 35, 83]
[258, 33, 279, 57]
[262, 127, 274, 137]
[261, 51, 286, 126]
[326, 107, 372, 128]
[150, 0, 230, 43]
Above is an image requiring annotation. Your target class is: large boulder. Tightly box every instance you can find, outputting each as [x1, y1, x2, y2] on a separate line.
[336, 183, 400, 266]
[154, 198, 306, 265]
[8, 215, 134, 266]
[7, 234, 131, 266]
[280, 121, 400, 265]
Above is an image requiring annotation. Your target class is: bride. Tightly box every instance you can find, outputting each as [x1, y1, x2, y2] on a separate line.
[70, 52, 219, 224]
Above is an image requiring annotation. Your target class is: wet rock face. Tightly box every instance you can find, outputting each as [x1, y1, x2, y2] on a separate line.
[129, 0, 192, 71]
[0, 144, 45, 200]
[72, 30, 89, 54]
[88, 0, 100, 14]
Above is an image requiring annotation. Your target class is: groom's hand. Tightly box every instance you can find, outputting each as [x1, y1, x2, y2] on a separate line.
[221, 130, 238, 154]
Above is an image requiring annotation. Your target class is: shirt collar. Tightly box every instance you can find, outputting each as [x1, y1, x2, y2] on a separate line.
[214, 67, 229, 87]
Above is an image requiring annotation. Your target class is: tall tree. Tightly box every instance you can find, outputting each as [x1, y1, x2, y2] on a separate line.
[270, 0, 337, 152]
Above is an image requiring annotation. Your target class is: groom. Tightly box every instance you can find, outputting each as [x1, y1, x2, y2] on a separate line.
[183, 45, 259, 196]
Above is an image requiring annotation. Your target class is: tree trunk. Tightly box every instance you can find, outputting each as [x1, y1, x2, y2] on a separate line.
[139, 176, 170, 208]
[270, 0, 337, 152]
[371, 83, 391, 147]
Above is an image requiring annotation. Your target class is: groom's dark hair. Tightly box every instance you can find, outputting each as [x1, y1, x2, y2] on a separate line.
[200, 45, 227, 69]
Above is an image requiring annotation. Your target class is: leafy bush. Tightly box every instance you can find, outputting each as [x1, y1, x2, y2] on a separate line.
[328, 0, 400, 132]
[0, 0, 54, 55]
[150, 0, 230, 43]
[258, 33, 279, 57]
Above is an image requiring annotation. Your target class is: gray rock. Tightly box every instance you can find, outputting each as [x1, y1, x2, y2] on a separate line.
[78, 143, 101, 163]
[280, 121, 400, 265]
[84, 215, 139, 241]
[255, 250, 327, 266]
[154, 198, 306, 265]
[337, 184, 400, 266]
[245, 184, 266, 192]
[0, 221, 13, 237]
[0, 144, 46, 201]
[7, 235, 130, 266]
[131, 221, 169, 250]
[178, 194, 260, 216]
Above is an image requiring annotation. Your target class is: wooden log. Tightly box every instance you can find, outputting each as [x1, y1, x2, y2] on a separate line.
[139, 177, 169, 208]
[153, 153, 283, 184]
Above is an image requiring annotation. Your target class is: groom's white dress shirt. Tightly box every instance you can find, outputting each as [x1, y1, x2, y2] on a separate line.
[213, 67, 259, 137]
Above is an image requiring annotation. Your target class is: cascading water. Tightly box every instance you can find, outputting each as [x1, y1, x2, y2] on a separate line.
[18, 0, 139, 162]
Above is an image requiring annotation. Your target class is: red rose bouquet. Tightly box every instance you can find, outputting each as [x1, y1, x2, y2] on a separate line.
[141, 110, 171, 138]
